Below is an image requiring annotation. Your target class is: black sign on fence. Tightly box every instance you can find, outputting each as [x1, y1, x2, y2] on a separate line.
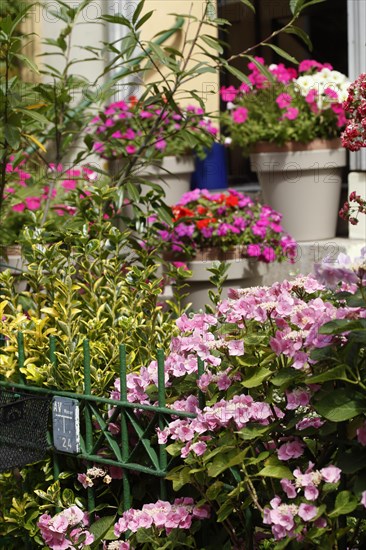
[52, 396, 80, 454]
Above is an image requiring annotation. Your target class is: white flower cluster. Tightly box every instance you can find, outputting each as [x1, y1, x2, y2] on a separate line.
[295, 68, 350, 109]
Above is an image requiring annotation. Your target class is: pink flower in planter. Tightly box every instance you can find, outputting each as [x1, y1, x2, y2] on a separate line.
[12, 202, 26, 212]
[282, 107, 299, 120]
[276, 93, 292, 108]
[232, 106, 248, 124]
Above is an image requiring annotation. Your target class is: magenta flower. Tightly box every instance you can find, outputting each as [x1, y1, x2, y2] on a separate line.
[282, 107, 299, 120]
[126, 144, 136, 154]
[276, 93, 292, 108]
[232, 106, 248, 124]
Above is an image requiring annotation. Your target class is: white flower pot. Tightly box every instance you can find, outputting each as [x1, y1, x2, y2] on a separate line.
[175, 248, 269, 311]
[111, 155, 194, 207]
[250, 139, 347, 242]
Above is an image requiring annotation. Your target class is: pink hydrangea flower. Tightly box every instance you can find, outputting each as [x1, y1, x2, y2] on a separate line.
[298, 503, 317, 521]
[320, 465, 341, 483]
[277, 439, 305, 461]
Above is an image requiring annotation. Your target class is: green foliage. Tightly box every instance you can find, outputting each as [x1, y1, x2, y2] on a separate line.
[0, 459, 54, 548]
[0, 194, 180, 390]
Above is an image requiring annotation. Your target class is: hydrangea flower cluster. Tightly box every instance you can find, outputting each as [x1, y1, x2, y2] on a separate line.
[151, 188, 297, 262]
[89, 97, 217, 160]
[38, 505, 94, 550]
[113, 498, 210, 540]
[220, 58, 350, 152]
[157, 394, 277, 458]
[341, 72, 366, 151]
[2, 158, 98, 245]
[264, 462, 341, 541]
[75, 248, 366, 549]
[314, 246, 366, 291]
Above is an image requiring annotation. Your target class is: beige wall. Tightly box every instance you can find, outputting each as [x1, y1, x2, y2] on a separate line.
[33, 0, 219, 115]
[140, 1, 220, 116]
[38, 0, 106, 86]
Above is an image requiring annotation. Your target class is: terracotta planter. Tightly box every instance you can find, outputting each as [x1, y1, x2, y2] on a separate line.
[250, 139, 347, 242]
[111, 155, 194, 207]
[172, 247, 269, 311]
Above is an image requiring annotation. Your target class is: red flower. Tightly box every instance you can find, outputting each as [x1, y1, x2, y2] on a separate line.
[196, 217, 217, 230]
[172, 206, 195, 221]
[225, 194, 239, 207]
[129, 95, 138, 107]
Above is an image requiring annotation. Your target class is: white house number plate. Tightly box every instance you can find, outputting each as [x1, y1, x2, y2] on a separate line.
[52, 396, 80, 454]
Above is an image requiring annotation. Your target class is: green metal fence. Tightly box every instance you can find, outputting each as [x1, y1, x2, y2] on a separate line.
[0, 332, 204, 512]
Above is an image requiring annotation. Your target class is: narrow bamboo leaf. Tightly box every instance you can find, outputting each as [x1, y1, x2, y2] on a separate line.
[135, 10, 154, 30]
[302, 0, 326, 11]
[23, 133, 47, 152]
[284, 26, 313, 51]
[13, 53, 40, 74]
[9, 3, 34, 35]
[149, 42, 168, 63]
[289, 0, 304, 14]
[156, 206, 173, 227]
[4, 125, 20, 148]
[101, 14, 132, 28]
[132, 0, 145, 24]
[201, 35, 223, 53]
[226, 65, 252, 85]
[18, 108, 48, 125]
[263, 44, 298, 65]
[126, 181, 141, 204]
[240, 0, 255, 12]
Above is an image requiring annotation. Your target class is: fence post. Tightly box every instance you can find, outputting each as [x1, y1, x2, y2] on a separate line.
[197, 357, 205, 410]
[49, 335, 61, 504]
[17, 331, 25, 383]
[157, 349, 167, 500]
[119, 344, 131, 511]
[83, 339, 95, 513]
